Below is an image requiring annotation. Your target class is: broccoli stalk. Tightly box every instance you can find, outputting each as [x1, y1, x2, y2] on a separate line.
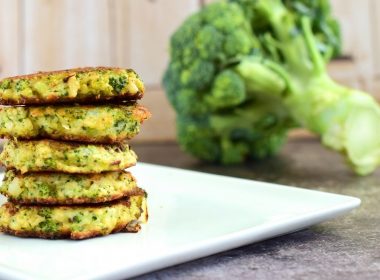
[235, 0, 380, 175]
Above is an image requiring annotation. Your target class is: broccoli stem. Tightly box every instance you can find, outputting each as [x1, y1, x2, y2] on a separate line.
[237, 3, 380, 175]
[235, 57, 287, 98]
[301, 17, 326, 76]
[287, 75, 380, 175]
[290, 16, 380, 175]
[258, 0, 313, 76]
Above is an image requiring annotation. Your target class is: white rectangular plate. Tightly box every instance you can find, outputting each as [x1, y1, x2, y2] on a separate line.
[0, 163, 360, 280]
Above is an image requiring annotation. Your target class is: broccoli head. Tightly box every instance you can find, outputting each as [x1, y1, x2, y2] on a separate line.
[164, 1, 294, 165]
[164, 0, 380, 175]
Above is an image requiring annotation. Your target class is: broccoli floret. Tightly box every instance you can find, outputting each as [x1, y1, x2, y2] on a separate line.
[195, 25, 224, 60]
[177, 116, 220, 162]
[206, 70, 246, 110]
[177, 100, 292, 164]
[282, 0, 341, 58]
[180, 61, 215, 91]
[175, 89, 209, 115]
[164, 1, 254, 114]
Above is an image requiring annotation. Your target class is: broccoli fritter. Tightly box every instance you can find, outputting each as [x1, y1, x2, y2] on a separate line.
[0, 170, 140, 204]
[0, 104, 150, 143]
[0, 67, 144, 105]
[0, 140, 137, 174]
[0, 193, 148, 239]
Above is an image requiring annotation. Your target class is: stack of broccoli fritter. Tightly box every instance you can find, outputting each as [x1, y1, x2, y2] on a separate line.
[0, 67, 150, 239]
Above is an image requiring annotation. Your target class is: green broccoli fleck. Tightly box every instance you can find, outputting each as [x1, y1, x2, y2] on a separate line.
[38, 220, 59, 233]
[37, 183, 57, 197]
[38, 208, 52, 219]
[71, 215, 82, 223]
[37, 209, 59, 233]
[15, 80, 29, 92]
[0, 80, 11, 90]
[109, 76, 127, 93]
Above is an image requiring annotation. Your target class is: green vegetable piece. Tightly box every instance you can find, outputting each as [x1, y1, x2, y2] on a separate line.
[109, 76, 127, 93]
[164, 0, 380, 175]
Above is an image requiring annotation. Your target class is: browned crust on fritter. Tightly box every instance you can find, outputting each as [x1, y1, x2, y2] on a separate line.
[133, 104, 152, 123]
[3, 139, 131, 149]
[4, 187, 145, 205]
[0, 67, 144, 105]
[2, 67, 125, 81]
[2, 196, 133, 209]
[2, 170, 138, 179]
[1, 161, 136, 174]
[0, 134, 133, 144]
[123, 223, 142, 233]
[143, 204, 149, 223]
[0, 220, 142, 240]
[3, 168, 136, 178]
[0, 93, 144, 106]
[0, 194, 147, 239]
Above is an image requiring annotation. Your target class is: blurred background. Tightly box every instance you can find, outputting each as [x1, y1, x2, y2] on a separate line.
[0, 0, 379, 142]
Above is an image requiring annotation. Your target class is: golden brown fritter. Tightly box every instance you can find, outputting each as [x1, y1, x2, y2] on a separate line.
[0, 193, 148, 240]
[0, 67, 144, 105]
[0, 104, 151, 143]
[0, 170, 142, 205]
[0, 140, 137, 174]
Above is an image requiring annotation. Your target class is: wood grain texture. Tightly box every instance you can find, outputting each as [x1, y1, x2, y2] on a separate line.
[21, 0, 112, 74]
[201, 0, 214, 5]
[112, 0, 200, 86]
[330, 0, 375, 93]
[109, 0, 130, 68]
[328, 60, 361, 89]
[0, 0, 20, 78]
[371, 0, 380, 81]
[131, 87, 177, 142]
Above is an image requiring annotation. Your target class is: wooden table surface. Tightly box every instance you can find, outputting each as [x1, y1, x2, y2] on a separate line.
[132, 138, 380, 280]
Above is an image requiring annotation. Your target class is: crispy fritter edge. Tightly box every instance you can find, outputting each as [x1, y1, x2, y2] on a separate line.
[1, 67, 133, 81]
[0, 93, 144, 106]
[2, 138, 132, 149]
[0, 220, 142, 239]
[3, 187, 145, 205]
[1, 162, 136, 174]
[0, 135, 132, 144]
